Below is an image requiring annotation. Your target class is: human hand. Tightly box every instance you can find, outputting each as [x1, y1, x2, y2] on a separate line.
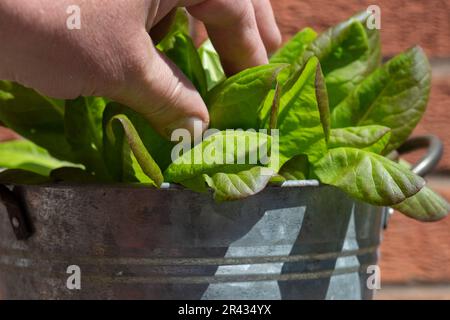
[0, 0, 281, 137]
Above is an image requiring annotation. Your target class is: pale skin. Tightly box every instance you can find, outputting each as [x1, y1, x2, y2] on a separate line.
[0, 0, 281, 138]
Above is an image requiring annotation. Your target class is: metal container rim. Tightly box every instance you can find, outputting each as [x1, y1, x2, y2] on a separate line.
[9, 179, 321, 191]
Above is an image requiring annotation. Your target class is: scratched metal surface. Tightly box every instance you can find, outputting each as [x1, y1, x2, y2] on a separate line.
[0, 184, 384, 300]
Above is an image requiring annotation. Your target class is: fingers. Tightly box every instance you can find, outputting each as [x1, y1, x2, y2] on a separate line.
[133, 0, 281, 137]
[108, 32, 209, 139]
[186, 0, 269, 75]
[250, 0, 282, 54]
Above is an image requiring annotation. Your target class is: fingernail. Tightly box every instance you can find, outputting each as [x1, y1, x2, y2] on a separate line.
[165, 117, 209, 141]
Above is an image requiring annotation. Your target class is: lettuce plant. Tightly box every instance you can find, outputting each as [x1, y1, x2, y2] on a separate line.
[0, 11, 448, 222]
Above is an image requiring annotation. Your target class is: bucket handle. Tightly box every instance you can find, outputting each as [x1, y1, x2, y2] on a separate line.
[396, 134, 444, 177]
[383, 135, 444, 229]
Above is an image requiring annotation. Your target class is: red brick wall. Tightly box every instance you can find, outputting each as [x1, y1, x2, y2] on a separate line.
[271, 0, 450, 58]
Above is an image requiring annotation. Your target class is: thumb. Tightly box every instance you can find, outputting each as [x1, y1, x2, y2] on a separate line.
[108, 33, 209, 139]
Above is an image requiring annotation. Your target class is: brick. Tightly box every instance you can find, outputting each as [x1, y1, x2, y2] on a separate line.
[270, 0, 450, 58]
[375, 285, 450, 300]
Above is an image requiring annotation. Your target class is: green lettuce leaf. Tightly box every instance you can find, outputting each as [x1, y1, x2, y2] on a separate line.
[0, 139, 80, 176]
[329, 125, 391, 154]
[279, 155, 310, 180]
[331, 47, 431, 153]
[0, 81, 74, 161]
[103, 103, 173, 174]
[156, 8, 190, 50]
[353, 11, 383, 77]
[161, 32, 208, 97]
[204, 166, 275, 201]
[270, 28, 317, 65]
[103, 111, 163, 186]
[164, 130, 274, 183]
[302, 13, 381, 109]
[208, 64, 287, 130]
[198, 39, 226, 90]
[277, 57, 329, 166]
[64, 97, 110, 179]
[314, 147, 425, 206]
[393, 186, 450, 222]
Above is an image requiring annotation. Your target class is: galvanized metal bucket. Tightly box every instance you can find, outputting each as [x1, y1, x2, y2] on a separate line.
[0, 136, 442, 300]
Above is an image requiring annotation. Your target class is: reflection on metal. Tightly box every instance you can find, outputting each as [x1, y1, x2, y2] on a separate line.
[202, 207, 305, 300]
[0, 184, 384, 300]
[326, 208, 361, 300]
[280, 180, 320, 188]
